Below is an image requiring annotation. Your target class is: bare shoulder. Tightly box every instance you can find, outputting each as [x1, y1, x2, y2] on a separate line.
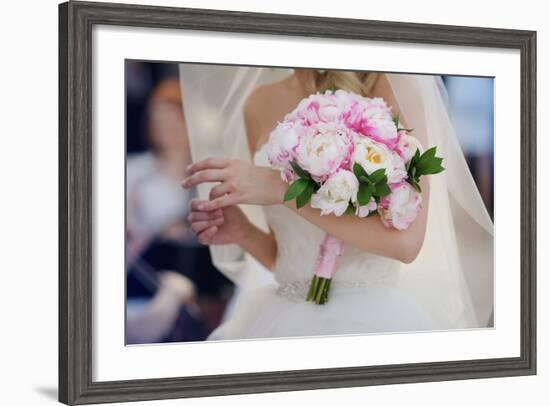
[371, 74, 400, 112]
[244, 78, 290, 119]
[371, 73, 413, 128]
[244, 76, 297, 153]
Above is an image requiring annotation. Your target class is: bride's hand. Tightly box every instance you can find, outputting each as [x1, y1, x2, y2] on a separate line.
[181, 158, 285, 211]
[187, 201, 253, 245]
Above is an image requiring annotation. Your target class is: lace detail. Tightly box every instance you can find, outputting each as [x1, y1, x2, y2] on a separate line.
[276, 279, 374, 302]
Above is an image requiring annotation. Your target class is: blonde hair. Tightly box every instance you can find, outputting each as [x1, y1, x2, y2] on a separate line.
[305, 70, 379, 97]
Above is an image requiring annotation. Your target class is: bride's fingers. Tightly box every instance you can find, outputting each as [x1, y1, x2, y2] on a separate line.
[197, 194, 237, 211]
[190, 217, 224, 234]
[197, 226, 218, 245]
[190, 199, 210, 211]
[209, 183, 233, 200]
[187, 209, 223, 223]
[190, 198, 235, 211]
[185, 157, 229, 176]
[181, 169, 227, 189]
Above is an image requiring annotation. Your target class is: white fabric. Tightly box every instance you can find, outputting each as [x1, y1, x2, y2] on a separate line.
[386, 75, 493, 328]
[179, 66, 494, 339]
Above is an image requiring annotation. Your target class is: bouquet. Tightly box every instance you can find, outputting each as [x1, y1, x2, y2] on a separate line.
[265, 89, 445, 304]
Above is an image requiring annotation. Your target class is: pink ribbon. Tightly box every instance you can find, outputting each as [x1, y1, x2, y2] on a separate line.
[313, 234, 343, 279]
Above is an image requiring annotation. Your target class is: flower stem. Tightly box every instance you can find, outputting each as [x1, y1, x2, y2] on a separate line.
[306, 275, 332, 305]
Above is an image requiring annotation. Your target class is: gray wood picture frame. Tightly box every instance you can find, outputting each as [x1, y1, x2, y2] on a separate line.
[58, 1, 537, 404]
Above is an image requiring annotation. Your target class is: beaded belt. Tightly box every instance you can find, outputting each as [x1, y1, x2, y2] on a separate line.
[275, 279, 372, 302]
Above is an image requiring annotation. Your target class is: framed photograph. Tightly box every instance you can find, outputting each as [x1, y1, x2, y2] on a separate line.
[59, 1, 536, 404]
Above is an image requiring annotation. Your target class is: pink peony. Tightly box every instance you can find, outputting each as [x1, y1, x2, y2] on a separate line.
[266, 121, 306, 169]
[378, 181, 422, 230]
[342, 97, 400, 150]
[285, 91, 347, 125]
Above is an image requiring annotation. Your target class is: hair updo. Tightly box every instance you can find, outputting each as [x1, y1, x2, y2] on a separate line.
[304, 70, 379, 97]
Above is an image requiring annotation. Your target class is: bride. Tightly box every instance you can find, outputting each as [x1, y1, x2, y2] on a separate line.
[180, 68, 494, 340]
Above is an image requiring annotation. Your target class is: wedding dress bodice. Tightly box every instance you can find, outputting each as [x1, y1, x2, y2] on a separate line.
[253, 145, 400, 299]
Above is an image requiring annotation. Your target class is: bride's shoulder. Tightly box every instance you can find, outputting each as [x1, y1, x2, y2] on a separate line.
[371, 74, 398, 106]
[243, 76, 296, 151]
[244, 76, 293, 117]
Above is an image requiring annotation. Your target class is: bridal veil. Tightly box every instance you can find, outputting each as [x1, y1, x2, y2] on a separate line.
[179, 64, 494, 330]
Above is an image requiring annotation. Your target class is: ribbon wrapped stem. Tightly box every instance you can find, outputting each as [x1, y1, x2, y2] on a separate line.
[306, 233, 343, 305]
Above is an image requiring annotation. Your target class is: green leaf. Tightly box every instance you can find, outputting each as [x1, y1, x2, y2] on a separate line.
[422, 146, 437, 160]
[407, 146, 445, 181]
[409, 165, 417, 179]
[392, 113, 400, 128]
[344, 204, 355, 215]
[296, 181, 315, 208]
[368, 169, 386, 184]
[418, 161, 443, 175]
[415, 148, 436, 168]
[374, 182, 391, 197]
[411, 148, 421, 164]
[429, 165, 445, 175]
[416, 153, 444, 176]
[357, 183, 374, 206]
[283, 178, 309, 202]
[407, 178, 422, 193]
[290, 161, 310, 180]
[353, 163, 367, 180]
[407, 148, 420, 171]
[397, 127, 414, 133]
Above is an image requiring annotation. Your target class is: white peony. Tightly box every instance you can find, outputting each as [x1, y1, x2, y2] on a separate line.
[352, 136, 406, 184]
[355, 197, 378, 218]
[311, 169, 359, 216]
[294, 122, 353, 178]
[266, 121, 305, 169]
[397, 131, 424, 163]
[378, 181, 422, 230]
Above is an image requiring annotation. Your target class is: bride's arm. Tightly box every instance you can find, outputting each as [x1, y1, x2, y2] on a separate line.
[284, 181, 428, 264]
[183, 75, 429, 263]
[187, 204, 278, 271]
[185, 174, 428, 266]
[185, 88, 279, 271]
[188, 172, 428, 264]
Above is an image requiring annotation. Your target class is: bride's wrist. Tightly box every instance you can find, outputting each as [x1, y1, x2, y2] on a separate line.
[261, 168, 286, 205]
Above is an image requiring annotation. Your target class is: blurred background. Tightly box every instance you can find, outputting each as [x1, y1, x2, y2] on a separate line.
[125, 61, 494, 345]
[125, 62, 234, 344]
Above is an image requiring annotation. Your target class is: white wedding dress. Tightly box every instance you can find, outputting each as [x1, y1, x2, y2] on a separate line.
[207, 145, 435, 340]
[179, 65, 494, 340]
